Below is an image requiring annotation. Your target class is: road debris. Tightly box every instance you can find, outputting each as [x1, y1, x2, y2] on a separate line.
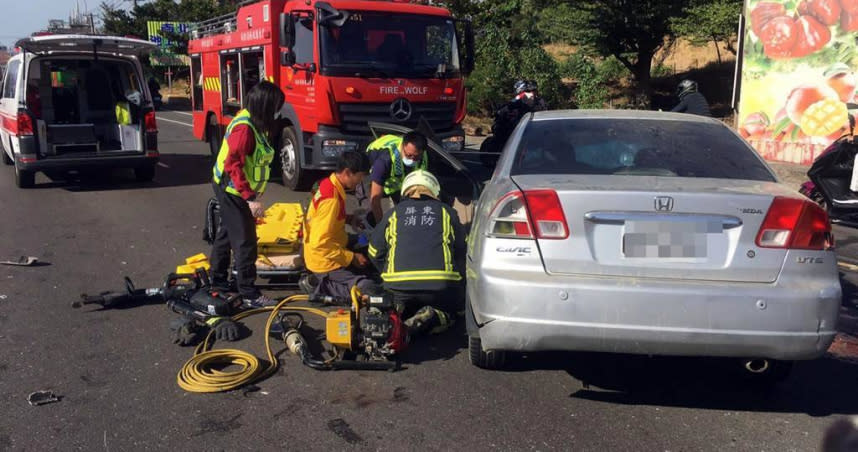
[27, 390, 61, 406]
[2, 256, 39, 266]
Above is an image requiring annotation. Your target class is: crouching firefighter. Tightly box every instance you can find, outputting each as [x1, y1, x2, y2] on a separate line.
[368, 170, 466, 336]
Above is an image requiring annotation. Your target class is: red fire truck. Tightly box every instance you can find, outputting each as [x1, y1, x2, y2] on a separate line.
[188, 0, 473, 189]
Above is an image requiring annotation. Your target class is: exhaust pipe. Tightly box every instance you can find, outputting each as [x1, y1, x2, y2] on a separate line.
[743, 359, 770, 374]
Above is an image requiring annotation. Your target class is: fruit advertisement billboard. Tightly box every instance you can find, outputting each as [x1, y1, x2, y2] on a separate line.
[738, 0, 858, 165]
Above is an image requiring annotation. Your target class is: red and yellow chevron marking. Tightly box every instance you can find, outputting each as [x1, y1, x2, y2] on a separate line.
[203, 77, 221, 92]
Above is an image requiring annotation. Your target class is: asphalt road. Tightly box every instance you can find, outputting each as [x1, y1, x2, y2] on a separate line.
[1, 110, 857, 451]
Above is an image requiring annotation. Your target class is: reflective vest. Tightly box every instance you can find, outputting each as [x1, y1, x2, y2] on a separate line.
[212, 109, 274, 197]
[367, 197, 463, 291]
[366, 134, 428, 196]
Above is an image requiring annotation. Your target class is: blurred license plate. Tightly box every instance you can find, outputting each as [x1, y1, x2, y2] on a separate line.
[622, 220, 721, 258]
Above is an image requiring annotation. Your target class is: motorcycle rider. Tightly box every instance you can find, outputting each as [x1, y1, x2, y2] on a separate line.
[670, 79, 711, 117]
[480, 80, 547, 156]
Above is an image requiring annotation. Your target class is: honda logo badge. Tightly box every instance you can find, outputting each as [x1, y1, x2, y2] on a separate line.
[654, 196, 674, 212]
[389, 98, 412, 122]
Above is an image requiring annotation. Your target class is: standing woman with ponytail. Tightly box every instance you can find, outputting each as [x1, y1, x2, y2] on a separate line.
[210, 81, 285, 308]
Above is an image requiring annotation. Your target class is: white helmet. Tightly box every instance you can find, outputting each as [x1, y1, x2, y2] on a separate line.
[401, 169, 440, 199]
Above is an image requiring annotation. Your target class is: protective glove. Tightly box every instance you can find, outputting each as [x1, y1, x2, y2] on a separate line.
[170, 316, 202, 346]
[210, 317, 243, 342]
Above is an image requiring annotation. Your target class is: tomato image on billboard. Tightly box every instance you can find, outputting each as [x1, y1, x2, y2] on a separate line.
[738, 0, 858, 164]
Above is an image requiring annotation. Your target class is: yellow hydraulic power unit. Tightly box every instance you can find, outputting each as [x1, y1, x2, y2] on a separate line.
[325, 309, 353, 349]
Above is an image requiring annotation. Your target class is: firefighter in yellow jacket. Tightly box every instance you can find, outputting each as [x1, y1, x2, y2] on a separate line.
[303, 151, 379, 299]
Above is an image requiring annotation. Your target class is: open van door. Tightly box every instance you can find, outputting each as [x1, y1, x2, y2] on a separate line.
[16, 35, 156, 56]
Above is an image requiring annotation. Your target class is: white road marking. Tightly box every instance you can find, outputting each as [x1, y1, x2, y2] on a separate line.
[839, 261, 858, 272]
[165, 110, 193, 117]
[157, 162, 170, 168]
[157, 116, 193, 127]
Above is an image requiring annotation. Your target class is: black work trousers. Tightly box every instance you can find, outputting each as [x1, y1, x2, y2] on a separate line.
[210, 182, 260, 299]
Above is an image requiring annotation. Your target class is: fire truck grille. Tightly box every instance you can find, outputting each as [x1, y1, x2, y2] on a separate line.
[338, 102, 457, 134]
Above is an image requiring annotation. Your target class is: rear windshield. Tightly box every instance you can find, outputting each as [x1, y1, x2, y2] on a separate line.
[510, 118, 776, 182]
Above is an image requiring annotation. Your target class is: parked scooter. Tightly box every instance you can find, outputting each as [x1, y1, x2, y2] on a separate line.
[799, 117, 858, 226]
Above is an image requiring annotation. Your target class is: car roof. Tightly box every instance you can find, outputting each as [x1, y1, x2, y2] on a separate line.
[531, 109, 721, 125]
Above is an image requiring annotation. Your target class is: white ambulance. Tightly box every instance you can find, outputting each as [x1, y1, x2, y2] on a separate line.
[0, 34, 159, 188]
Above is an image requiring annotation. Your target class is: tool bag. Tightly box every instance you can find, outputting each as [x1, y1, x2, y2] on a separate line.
[202, 197, 221, 244]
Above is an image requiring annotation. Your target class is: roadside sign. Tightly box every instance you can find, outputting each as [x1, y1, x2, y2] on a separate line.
[147, 21, 193, 66]
[736, 0, 858, 165]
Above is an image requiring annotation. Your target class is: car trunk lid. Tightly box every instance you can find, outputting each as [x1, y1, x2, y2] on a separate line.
[512, 175, 796, 283]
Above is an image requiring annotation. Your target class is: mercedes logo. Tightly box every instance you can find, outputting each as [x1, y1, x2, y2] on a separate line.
[389, 98, 412, 122]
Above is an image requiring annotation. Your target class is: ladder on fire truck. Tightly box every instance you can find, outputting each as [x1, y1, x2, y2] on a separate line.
[190, 0, 258, 38]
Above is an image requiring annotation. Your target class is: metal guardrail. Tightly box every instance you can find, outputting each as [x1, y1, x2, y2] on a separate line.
[189, 0, 259, 37]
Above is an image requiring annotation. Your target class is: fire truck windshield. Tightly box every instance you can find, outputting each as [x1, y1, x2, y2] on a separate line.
[320, 12, 460, 78]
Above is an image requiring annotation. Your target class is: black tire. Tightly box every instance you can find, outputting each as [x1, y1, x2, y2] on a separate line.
[134, 165, 156, 182]
[468, 335, 506, 370]
[279, 126, 305, 190]
[2, 147, 12, 166]
[208, 117, 222, 159]
[14, 164, 34, 188]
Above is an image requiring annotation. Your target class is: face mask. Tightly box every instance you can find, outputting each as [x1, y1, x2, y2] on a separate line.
[402, 156, 416, 167]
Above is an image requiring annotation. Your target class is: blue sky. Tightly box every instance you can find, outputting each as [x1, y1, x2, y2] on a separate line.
[0, 0, 127, 48]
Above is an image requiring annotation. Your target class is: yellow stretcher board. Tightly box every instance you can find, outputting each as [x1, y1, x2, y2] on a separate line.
[176, 203, 306, 274]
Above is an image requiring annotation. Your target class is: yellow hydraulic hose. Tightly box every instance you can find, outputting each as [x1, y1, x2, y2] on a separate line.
[177, 293, 332, 393]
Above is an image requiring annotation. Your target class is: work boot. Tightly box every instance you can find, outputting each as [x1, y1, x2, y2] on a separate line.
[298, 273, 319, 295]
[242, 294, 278, 309]
[405, 306, 450, 336]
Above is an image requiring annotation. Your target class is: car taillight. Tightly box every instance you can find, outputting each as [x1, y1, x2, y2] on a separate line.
[756, 196, 833, 250]
[17, 110, 33, 136]
[523, 189, 569, 239]
[489, 191, 532, 238]
[488, 189, 569, 240]
[144, 111, 157, 133]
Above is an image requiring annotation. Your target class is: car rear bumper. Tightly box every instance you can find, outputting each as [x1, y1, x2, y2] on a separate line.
[18, 152, 159, 172]
[468, 266, 841, 360]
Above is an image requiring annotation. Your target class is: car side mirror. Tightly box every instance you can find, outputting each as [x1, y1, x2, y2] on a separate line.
[280, 12, 295, 48]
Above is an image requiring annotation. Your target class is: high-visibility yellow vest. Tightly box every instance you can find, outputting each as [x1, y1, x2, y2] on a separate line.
[212, 109, 274, 197]
[366, 134, 428, 195]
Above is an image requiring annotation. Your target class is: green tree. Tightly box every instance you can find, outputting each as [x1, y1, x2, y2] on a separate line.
[563, 0, 693, 105]
[671, 0, 742, 64]
[450, 0, 566, 114]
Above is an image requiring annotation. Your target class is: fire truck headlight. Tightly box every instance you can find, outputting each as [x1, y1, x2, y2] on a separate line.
[322, 140, 358, 158]
[442, 135, 465, 152]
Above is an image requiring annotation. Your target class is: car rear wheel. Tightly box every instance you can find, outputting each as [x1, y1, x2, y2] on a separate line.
[468, 335, 506, 370]
[134, 165, 156, 182]
[2, 148, 12, 166]
[208, 118, 222, 159]
[279, 126, 304, 190]
[14, 164, 34, 188]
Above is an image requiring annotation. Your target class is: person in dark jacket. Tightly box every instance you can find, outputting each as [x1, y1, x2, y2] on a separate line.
[670, 79, 711, 117]
[368, 170, 465, 336]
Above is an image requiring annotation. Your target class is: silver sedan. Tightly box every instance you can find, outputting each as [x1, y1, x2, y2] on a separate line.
[465, 110, 841, 381]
